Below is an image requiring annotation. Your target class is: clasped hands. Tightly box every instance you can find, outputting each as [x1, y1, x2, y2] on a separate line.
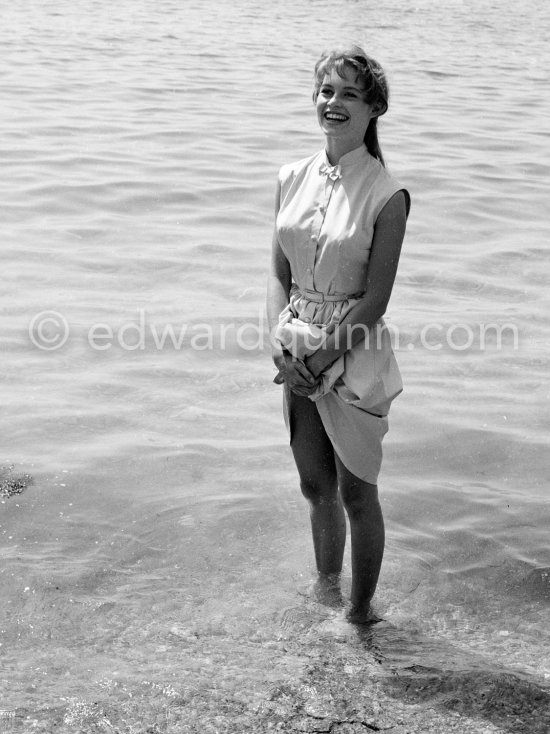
[272, 347, 322, 397]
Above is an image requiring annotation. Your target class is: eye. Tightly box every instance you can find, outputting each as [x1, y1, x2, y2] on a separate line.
[319, 86, 332, 96]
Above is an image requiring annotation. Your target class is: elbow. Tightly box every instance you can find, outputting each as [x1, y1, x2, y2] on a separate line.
[365, 297, 388, 325]
[376, 300, 389, 321]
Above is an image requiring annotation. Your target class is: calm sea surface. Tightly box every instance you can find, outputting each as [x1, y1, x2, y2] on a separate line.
[1, 0, 549, 731]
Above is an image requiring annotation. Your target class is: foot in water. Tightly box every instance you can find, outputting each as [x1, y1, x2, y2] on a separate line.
[312, 573, 345, 609]
[346, 603, 383, 625]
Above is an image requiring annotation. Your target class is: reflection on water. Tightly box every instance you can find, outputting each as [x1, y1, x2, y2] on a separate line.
[1, 0, 549, 730]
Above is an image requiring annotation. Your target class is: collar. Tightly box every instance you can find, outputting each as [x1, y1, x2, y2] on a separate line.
[319, 144, 370, 181]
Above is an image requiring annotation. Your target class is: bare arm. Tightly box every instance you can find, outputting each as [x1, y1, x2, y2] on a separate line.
[305, 190, 408, 378]
[266, 179, 318, 394]
[266, 182, 291, 333]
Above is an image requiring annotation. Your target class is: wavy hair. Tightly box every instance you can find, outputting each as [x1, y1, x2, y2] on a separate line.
[313, 46, 389, 166]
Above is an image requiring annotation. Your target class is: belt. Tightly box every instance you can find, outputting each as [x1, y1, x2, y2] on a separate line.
[299, 288, 364, 303]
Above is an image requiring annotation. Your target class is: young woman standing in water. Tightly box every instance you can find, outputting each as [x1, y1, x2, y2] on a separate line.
[267, 46, 410, 623]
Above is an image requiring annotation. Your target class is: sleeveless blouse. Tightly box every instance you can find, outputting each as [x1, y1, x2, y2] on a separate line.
[274, 144, 410, 483]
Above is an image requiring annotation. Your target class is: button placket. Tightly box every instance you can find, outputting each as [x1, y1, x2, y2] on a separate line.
[305, 228, 316, 289]
[306, 183, 325, 289]
[307, 164, 339, 291]
[312, 178, 337, 283]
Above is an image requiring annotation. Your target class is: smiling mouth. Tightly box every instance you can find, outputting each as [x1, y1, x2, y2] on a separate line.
[324, 111, 349, 122]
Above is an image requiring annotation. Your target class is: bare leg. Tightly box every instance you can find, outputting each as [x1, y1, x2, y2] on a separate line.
[285, 387, 346, 582]
[336, 455, 385, 623]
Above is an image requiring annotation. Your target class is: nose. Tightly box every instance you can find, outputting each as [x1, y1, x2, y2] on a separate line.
[326, 90, 345, 106]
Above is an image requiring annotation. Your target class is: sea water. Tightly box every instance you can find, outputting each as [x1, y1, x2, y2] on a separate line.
[1, 0, 549, 731]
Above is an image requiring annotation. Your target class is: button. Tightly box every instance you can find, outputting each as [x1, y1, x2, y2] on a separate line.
[310, 235, 316, 240]
[303, 317, 311, 324]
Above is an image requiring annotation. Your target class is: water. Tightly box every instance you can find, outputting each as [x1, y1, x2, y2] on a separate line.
[1, 0, 549, 731]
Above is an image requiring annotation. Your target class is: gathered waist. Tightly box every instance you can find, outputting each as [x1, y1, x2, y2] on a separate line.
[293, 286, 364, 304]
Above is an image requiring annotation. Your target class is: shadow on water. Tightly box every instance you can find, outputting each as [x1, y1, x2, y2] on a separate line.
[355, 622, 550, 734]
[252, 597, 550, 734]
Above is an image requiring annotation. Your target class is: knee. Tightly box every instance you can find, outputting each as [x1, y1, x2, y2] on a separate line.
[340, 481, 380, 519]
[299, 474, 337, 506]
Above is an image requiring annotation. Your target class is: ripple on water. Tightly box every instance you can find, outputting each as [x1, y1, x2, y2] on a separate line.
[1, 0, 549, 729]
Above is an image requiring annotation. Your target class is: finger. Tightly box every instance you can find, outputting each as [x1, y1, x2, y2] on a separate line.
[273, 370, 285, 385]
[287, 373, 313, 389]
[291, 388, 315, 397]
[291, 359, 316, 384]
[290, 383, 318, 397]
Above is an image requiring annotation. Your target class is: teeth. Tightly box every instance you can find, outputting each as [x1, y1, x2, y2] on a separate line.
[325, 112, 348, 121]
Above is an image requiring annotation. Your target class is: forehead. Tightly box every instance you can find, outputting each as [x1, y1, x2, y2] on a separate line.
[321, 66, 363, 88]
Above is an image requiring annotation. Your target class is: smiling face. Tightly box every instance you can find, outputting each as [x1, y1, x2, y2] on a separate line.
[315, 65, 377, 155]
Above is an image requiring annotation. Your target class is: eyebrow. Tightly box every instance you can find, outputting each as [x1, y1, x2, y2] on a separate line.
[321, 83, 361, 91]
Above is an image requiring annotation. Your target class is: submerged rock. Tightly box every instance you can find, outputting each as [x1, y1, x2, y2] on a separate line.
[0, 465, 33, 498]
[525, 567, 550, 599]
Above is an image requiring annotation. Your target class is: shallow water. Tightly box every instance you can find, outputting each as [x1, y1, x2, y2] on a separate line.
[1, 0, 549, 731]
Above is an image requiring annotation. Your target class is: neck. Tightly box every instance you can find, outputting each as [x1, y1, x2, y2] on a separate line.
[324, 138, 364, 165]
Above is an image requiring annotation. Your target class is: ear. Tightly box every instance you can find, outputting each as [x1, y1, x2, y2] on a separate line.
[371, 101, 388, 117]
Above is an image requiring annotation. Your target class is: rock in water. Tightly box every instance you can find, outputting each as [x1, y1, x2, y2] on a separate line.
[0, 465, 34, 498]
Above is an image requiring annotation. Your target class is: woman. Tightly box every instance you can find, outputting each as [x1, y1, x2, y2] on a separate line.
[267, 46, 410, 623]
